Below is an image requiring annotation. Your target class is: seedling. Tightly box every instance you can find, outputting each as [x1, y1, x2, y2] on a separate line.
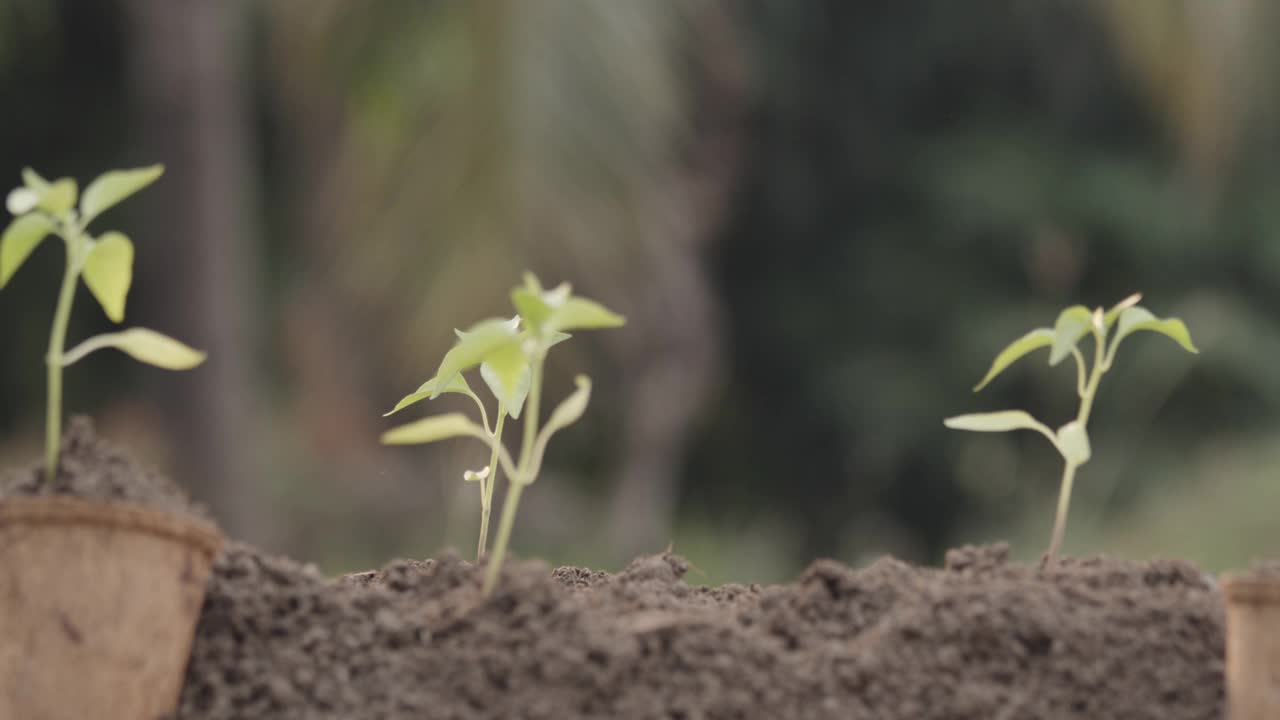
[944, 294, 1197, 561]
[1, 166, 206, 482]
[382, 273, 624, 595]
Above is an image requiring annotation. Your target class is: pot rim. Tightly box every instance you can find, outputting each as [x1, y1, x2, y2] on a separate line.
[0, 495, 222, 559]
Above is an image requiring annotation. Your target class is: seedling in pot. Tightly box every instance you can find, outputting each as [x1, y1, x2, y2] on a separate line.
[382, 273, 624, 595]
[944, 294, 1197, 562]
[1, 166, 206, 482]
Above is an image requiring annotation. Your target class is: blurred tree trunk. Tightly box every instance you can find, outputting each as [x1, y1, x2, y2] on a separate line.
[123, 0, 266, 542]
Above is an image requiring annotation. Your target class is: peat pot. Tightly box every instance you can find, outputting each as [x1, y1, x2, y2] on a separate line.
[0, 495, 222, 720]
[1224, 573, 1280, 720]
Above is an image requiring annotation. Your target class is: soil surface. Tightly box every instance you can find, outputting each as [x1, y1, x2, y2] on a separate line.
[0, 422, 1226, 719]
[0, 416, 209, 522]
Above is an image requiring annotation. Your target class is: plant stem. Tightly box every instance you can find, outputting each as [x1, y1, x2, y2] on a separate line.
[1047, 331, 1107, 562]
[484, 479, 523, 595]
[1046, 462, 1077, 561]
[44, 251, 78, 483]
[477, 405, 506, 560]
[483, 348, 544, 595]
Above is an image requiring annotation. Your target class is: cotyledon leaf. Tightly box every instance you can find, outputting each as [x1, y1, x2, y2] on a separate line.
[1110, 306, 1199, 356]
[973, 328, 1053, 392]
[1049, 305, 1093, 366]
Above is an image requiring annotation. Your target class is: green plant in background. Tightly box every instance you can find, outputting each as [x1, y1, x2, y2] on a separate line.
[1, 166, 207, 482]
[945, 294, 1198, 561]
[383, 273, 624, 595]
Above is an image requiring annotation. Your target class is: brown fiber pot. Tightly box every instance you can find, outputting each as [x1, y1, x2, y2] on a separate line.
[1223, 574, 1280, 720]
[0, 495, 222, 720]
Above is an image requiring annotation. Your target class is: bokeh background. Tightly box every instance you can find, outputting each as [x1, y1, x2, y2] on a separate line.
[1, 0, 1277, 583]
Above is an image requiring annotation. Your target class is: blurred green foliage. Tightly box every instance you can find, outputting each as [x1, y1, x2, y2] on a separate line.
[0, 0, 1278, 580]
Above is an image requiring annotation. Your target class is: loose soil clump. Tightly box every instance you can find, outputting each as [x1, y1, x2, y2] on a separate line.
[0, 424, 1226, 718]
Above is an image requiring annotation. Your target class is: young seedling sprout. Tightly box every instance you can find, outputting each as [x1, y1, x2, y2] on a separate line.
[944, 294, 1197, 561]
[1, 166, 206, 482]
[382, 273, 624, 595]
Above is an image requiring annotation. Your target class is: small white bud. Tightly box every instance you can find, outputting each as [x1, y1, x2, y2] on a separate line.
[6, 187, 37, 215]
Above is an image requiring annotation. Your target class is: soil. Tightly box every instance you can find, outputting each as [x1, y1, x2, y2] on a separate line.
[0, 421, 1227, 719]
[0, 416, 210, 522]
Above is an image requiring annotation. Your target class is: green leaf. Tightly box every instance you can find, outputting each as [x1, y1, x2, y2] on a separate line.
[61, 328, 205, 369]
[512, 287, 553, 332]
[526, 375, 593, 484]
[6, 187, 38, 215]
[545, 297, 625, 333]
[480, 340, 531, 418]
[80, 165, 163, 225]
[1056, 420, 1091, 465]
[522, 271, 544, 294]
[37, 178, 77, 215]
[1049, 305, 1093, 366]
[381, 412, 487, 445]
[944, 410, 1051, 435]
[1111, 306, 1199, 356]
[0, 213, 54, 287]
[82, 231, 134, 322]
[432, 318, 521, 398]
[1103, 292, 1142, 330]
[943, 410, 1061, 451]
[21, 168, 50, 193]
[383, 373, 473, 416]
[973, 328, 1053, 392]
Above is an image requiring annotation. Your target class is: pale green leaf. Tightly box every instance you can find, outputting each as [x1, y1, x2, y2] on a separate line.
[0, 213, 54, 287]
[522, 271, 544, 294]
[944, 410, 1050, 434]
[526, 376, 593, 484]
[512, 287, 553, 332]
[545, 297, 625, 333]
[383, 373, 473, 416]
[21, 167, 49, 193]
[1049, 305, 1093, 366]
[37, 178, 77, 215]
[479, 341, 531, 417]
[80, 165, 164, 226]
[432, 318, 521, 398]
[82, 231, 134, 322]
[1056, 420, 1092, 465]
[61, 327, 205, 369]
[6, 187, 37, 215]
[973, 328, 1053, 392]
[944, 410, 1059, 450]
[1111, 306, 1199, 356]
[381, 412, 486, 445]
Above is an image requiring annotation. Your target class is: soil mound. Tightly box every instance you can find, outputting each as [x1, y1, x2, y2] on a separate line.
[0, 416, 208, 521]
[176, 542, 1224, 719]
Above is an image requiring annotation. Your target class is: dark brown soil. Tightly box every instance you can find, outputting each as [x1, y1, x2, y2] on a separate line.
[174, 542, 1223, 719]
[0, 416, 210, 522]
[0, 422, 1226, 719]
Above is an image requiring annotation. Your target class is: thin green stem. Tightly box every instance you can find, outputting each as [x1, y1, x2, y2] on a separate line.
[1046, 329, 1108, 562]
[483, 347, 544, 595]
[1046, 462, 1077, 561]
[44, 240, 79, 483]
[1069, 347, 1087, 397]
[484, 479, 523, 595]
[1077, 331, 1106, 425]
[477, 404, 506, 560]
